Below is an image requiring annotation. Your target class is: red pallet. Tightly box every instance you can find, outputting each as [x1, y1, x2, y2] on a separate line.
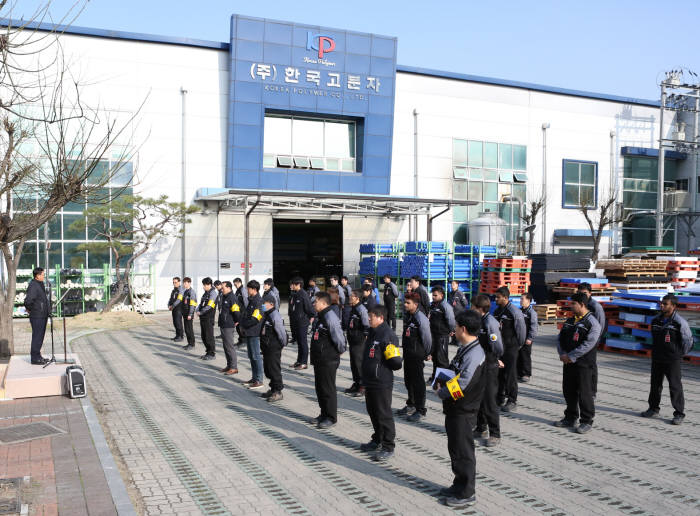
[601, 345, 652, 358]
[682, 354, 700, 365]
[483, 258, 532, 267]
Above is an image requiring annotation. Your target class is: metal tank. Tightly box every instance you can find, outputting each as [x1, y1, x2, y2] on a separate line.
[468, 210, 507, 246]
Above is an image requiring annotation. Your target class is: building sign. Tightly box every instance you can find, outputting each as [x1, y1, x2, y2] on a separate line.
[227, 15, 397, 195]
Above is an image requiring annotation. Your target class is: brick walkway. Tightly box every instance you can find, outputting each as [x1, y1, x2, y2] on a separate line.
[67, 313, 700, 515]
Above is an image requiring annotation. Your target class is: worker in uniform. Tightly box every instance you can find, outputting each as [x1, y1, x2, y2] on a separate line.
[328, 287, 342, 319]
[167, 276, 185, 342]
[329, 275, 345, 309]
[427, 285, 456, 385]
[263, 278, 280, 310]
[213, 280, 223, 338]
[472, 294, 504, 447]
[307, 278, 320, 298]
[240, 280, 265, 390]
[233, 277, 248, 346]
[308, 291, 346, 429]
[517, 292, 538, 383]
[340, 276, 353, 329]
[218, 281, 239, 376]
[195, 277, 218, 360]
[344, 289, 369, 397]
[24, 267, 50, 365]
[408, 276, 431, 315]
[260, 296, 288, 403]
[289, 276, 314, 370]
[448, 280, 468, 347]
[577, 282, 605, 399]
[494, 286, 526, 412]
[554, 292, 601, 434]
[434, 310, 486, 509]
[382, 274, 399, 331]
[361, 284, 377, 311]
[398, 292, 432, 422]
[181, 277, 197, 350]
[360, 305, 402, 461]
[641, 294, 693, 425]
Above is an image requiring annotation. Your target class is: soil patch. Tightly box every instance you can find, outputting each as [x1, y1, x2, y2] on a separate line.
[66, 311, 154, 330]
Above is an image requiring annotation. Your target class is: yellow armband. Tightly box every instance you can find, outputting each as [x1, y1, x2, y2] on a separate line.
[446, 375, 464, 400]
[177, 294, 183, 301]
[189, 300, 197, 306]
[207, 300, 216, 308]
[384, 344, 401, 360]
[231, 303, 240, 313]
[252, 309, 262, 321]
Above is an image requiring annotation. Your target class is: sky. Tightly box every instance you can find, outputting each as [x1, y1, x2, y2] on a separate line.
[7, 0, 699, 101]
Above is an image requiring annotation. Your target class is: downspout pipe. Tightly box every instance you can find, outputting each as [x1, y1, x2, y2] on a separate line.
[244, 195, 261, 284]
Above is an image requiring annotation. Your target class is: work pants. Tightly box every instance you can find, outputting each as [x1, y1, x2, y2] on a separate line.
[386, 301, 396, 330]
[30, 317, 47, 361]
[498, 345, 519, 404]
[246, 336, 263, 383]
[404, 357, 427, 415]
[200, 315, 215, 355]
[342, 305, 352, 330]
[262, 341, 284, 392]
[430, 334, 450, 379]
[365, 387, 395, 451]
[221, 327, 237, 369]
[348, 336, 366, 385]
[562, 361, 595, 424]
[183, 314, 195, 345]
[476, 364, 501, 437]
[445, 411, 477, 499]
[648, 359, 685, 417]
[314, 360, 339, 423]
[292, 321, 309, 365]
[517, 342, 532, 378]
[171, 307, 184, 338]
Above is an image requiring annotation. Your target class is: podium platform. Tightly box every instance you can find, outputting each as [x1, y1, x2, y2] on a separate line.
[3, 354, 81, 399]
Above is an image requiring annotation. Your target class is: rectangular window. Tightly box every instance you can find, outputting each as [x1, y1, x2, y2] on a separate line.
[513, 145, 526, 170]
[484, 142, 498, 169]
[675, 179, 688, 191]
[453, 139, 468, 166]
[264, 113, 357, 172]
[562, 160, 598, 209]
[468, 141, 483, 167]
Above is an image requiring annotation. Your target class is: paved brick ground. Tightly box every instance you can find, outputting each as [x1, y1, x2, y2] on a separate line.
[70, 313, 700, 516]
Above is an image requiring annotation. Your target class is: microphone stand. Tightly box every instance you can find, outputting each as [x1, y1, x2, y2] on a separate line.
[43, 283, 77, 369]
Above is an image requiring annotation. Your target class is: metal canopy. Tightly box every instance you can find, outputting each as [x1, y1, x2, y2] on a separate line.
[194, 188, 476, 216]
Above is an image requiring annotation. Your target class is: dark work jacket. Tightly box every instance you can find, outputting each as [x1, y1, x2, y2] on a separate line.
[260, 307, 287, 353]
[310, 306, 345, 366]
[24, 279, 49, 319]
[234, 285, 248, 309]
[651, 311, 693, 362]
[522, 304, 538, 341]
[182, 287, 197, 317]
[429, 298, 456, 337]
[383, 282, 398, 310]
[494, 302, 526, 349]
[218, 292, 239, 329]
[347, 303, 369, 344]
[197, 288, 218, 318]
[362, 322, 402, 389]
[361, 293, 377, 311]
[440, 339, 486, 416]
[558, 312, 601, 365]
[289, 289, 314, 326]
[240, 293, 263, 337]
[479, 313, 504, 366]
[402, 310, 432, 360]
[415, 285, 431, 315]
[447, 289, 468, 314]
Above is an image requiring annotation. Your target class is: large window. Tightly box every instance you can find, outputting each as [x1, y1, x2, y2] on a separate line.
[263, 114, 357, 172]
[15, 159, 133, 271]
[562, 160, 597, 209]
[452, 139, 527, 244]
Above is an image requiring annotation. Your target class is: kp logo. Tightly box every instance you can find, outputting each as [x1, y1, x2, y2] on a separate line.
[307, 32, 335, 59]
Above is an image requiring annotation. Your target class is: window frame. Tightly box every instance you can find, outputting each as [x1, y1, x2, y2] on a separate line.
[562, 159, 598, 210]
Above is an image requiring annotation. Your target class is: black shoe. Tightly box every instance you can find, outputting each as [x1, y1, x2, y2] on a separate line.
[267, 391, 283, 402]
[553, 418, 576, 428]
[444, 495, 476, 508]
[318, 419, 336, 429]
[201, 354, 215, 361]
[351, 387, 365, 397]
[30, 358, 50, 365]
[182, 345, 194, 350]
[576, 423, 592, 434]
[261, 390, 273, 399]
[519, 376, 530, 383]
[473, 429, 488, 439]
[426, 378, 434, 386]
[640, 409, 659, 418]
[397, 405, 415, 416]
[501, 402, 517, 413]
[308, 415, 322, 426]
[438, 486, 459, 497]
[360, 441, 381, 452]
[407, 411, 423, 423]
[672, 415, 685, 425]
[344, 384, 358, 394]
[373, 449, 394, 461]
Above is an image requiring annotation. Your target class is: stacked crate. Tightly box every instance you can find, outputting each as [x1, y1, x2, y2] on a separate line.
[534, 304, 559, 324]
[551, 277, 615, 297]
[662, 256, 699, 289]
[605, 291, 666, 355]
[479, 257, 531, 295]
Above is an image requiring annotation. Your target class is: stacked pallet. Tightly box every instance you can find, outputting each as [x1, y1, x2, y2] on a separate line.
[528, 253, 593, 304]
[597, 259, 669, 290]
[479, 258, 531, 295]
[534, 304, 559, 324]
[661, 256, 699, 289]
[604, 291, 665, 355]
[552, 277, 615, 296]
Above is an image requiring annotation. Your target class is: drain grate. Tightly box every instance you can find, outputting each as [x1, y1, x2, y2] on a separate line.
[0, 422, 64, 445]
[0, 478, 22, 515]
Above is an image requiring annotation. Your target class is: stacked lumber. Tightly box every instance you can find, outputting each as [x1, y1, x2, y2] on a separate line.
[534, 304, 559, 324]
[597, 259, 669, 290]
[479, 258, 531, 295]
[528, 253, 593, 304]
[552, 277, 615, 296]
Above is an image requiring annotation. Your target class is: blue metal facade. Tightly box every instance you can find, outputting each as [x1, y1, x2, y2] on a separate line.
[226, 15, 397, 194]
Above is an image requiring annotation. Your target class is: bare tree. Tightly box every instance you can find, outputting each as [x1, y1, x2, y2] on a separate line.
[0, 2, 142, 354]
[578, 190, 621, 263]
[518, 192, 545, 255]
[72, 195, 197, 312]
